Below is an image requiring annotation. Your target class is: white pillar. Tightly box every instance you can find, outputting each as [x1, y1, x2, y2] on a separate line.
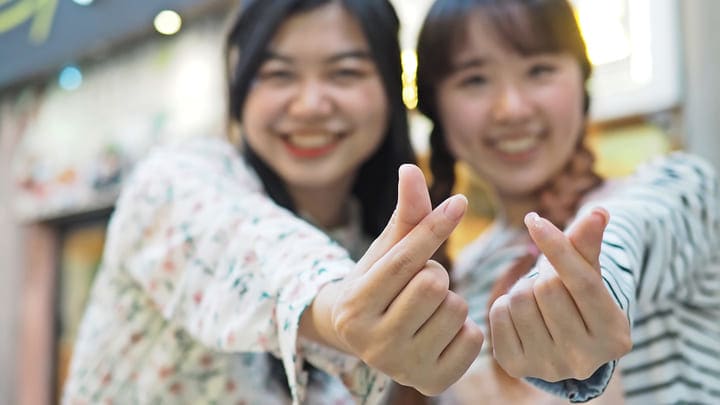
[682, 0, 720, 170]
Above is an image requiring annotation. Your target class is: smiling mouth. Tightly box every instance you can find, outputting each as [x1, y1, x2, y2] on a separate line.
[281, 133, 344, 158]
[494, 135, 542, 154]
[285, 133, 338, 148]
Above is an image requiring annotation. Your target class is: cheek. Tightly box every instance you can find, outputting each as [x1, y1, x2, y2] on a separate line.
[546, 82, 585, 141]
[438, 96, 489, 156]
[241, 90, 270, 133]
[240, 89, 286, 149]
[343, 83, 389, 140]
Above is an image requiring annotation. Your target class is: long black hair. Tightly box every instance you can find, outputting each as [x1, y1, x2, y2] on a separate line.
[226, 0, 414, 237]
[416, 0, 593, 208]
[224, 0, 414, 396]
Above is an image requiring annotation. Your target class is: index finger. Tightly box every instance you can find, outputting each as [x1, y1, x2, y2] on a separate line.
[525, 212, 617, 325]
[359, 194, 467, 313]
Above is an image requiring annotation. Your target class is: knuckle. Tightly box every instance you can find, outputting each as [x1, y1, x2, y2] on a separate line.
[457, 324, 485, 353]
[421, 217, 450, 243]
[571, 363, 597, 381]
[508, 285, 534, 309]
[423, 381, 446, 397]
[611, 331, 633, 358]
[415, 374, 452, 397]
[444, 292, 469, 320]
[493, 351, 523, 378]
[619, 334, 633, 354]
[501, 361, 525, 379]
[533, 277, 563, 300]
[562, 349, 597, 380]
[387, 251, 415, 277]
[575, 277, 596, 295]
[468, 325, 485, 347]
[537, 357, 570, 382]
[414, 266, 450, 296]
[488, 295, 510, 320]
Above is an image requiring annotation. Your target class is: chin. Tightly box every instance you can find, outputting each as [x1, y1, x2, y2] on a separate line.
[497, 178, 548, 198]
[285, 173, 343, 190]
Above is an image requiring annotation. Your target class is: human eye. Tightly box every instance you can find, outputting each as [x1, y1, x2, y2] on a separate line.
[258, 68, 295, 82]
[328, 60, 373, 85]
[458, 73, 487, 88]
[528, 62, 557, 79]
[332, 68, 366, 81]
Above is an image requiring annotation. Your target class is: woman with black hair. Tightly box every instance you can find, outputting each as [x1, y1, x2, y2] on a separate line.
[62, 1, 484, 403]
[414, 0, 720, 403]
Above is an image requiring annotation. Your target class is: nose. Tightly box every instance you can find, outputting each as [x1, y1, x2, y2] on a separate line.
[288, 79, 333, 118]
[492, 83, 534, 123]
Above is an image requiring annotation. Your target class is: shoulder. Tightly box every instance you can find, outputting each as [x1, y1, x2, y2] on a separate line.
[584, 152, 717, 204]
[127, 136, 262, 193]
[632, 152, 717, 183]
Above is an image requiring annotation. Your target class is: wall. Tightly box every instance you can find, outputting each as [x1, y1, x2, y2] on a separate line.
[0, 96, 24, 405]
[682, 0, 720, 170]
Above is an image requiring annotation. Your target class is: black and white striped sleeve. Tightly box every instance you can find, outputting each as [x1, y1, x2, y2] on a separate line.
[592, 152, 720, 317]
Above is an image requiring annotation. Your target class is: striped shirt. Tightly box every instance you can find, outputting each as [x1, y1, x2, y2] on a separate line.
[452, 153, 720, 404]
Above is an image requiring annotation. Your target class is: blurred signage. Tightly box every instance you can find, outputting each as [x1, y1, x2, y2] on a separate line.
[0, 0, 58, 44]
[0, 0, 230, 90]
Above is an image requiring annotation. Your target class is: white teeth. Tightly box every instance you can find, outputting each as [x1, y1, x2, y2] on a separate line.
[495, 136, 540, 154]
[286, 134, 336, 148]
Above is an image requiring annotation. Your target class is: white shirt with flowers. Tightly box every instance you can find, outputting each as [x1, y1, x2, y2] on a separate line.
[62, 137, 388, 405]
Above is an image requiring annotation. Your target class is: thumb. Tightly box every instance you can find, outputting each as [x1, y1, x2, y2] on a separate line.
[566, 207, 609, 269]
[356, 164, 432, 269]
[394, 164, 433, 238]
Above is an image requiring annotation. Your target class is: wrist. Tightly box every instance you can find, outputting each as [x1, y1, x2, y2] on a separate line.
[299, 281, 351, 353]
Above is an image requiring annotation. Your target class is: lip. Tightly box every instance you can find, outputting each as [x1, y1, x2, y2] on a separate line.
[281, 133, 343, 159]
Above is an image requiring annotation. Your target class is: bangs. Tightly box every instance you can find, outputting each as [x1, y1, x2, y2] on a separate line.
[484, 0, 587, 59]
[416, 0, 478, 100]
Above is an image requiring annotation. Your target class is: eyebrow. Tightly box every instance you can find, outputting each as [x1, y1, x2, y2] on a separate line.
[326, 50, 373, 63]
[263, 49, 373, 64]
[452, 57, 488, 72]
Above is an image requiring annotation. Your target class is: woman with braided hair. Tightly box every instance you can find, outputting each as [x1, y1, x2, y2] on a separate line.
[411, 0, 720, 403]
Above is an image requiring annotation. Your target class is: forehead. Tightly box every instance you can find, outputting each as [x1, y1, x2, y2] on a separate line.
[451, 7, 559, 63]
[268, 2, 369, 57]
[450, 12, 522, 64]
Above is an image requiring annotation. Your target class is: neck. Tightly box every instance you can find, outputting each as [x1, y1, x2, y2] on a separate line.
[289, 178, 356, 230]
[496, 192, 540, 229]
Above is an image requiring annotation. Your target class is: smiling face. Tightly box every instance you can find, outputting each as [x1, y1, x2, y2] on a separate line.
[240, 2, 389, 195]
[436, 11, 586, 199]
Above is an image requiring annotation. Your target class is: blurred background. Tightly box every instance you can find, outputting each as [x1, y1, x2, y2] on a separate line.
[0, 0, 718, 403]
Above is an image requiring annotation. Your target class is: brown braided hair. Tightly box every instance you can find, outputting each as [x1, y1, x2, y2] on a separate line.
[415, 0, 603, 390]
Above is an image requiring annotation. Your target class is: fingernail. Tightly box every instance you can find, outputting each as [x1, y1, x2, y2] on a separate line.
[443, 194, 467, 220]
[591, 207, 609, 227]
[398, 164, 410, 178]
[524, 212, 544, 231]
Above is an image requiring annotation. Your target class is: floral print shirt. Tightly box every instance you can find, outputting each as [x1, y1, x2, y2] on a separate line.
[62, 137, 389, 405]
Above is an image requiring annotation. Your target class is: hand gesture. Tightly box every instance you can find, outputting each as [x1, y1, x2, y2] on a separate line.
[488, 208, 631, 382]
[311, 164, 484, 396]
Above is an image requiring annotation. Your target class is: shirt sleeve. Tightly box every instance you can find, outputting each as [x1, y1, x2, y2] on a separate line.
[104, 138, 385, 403]
[526, 152, 720, 402]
